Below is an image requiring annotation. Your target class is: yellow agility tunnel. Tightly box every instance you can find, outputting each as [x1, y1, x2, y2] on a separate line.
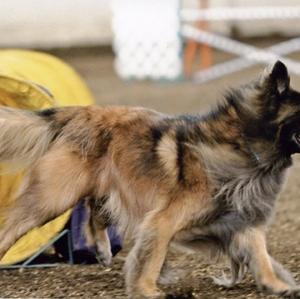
[0, 50, 94, 265]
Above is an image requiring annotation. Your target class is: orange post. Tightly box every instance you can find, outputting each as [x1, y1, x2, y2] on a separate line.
[183, 0, 213, 77]
[199, 0, 212, 70]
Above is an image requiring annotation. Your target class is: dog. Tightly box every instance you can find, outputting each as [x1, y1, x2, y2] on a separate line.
[0, 61, 299, 298]
[84, 195, 113, 266]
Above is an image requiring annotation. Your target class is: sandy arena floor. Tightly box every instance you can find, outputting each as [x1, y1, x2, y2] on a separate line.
[0, 41, 300, 298]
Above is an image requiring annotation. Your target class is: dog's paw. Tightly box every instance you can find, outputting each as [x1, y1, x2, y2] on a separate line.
[128, 283, 166, 299]
[129, 289, 165, 299]
[211, 271, 242, 289]
[95, 240, 112, 267]
[95, 250, 112, 267]
[159, 266, 187, 285]
[212, 274, 235, 288]
[260, 283, 300, 298]
[279, 287, 300, 298]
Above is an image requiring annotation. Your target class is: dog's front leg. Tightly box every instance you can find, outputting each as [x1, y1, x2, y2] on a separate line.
[270, 257, 297, 287]
[124, 203, 189, 299]
[212, 258, 247, 288]
[236, 227, 299, 297]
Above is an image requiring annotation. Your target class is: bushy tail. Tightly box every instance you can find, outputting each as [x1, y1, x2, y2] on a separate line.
[0, 107, 56, 172]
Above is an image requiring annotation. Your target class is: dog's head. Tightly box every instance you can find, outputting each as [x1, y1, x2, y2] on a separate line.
[240, 61, 300, 156]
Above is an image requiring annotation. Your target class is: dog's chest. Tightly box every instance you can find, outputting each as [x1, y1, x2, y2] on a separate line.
[179, 169, 287, 252]
[212, 167, 286, 227]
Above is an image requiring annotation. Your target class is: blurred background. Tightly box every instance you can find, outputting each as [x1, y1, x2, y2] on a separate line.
[1, 0, 300, 114]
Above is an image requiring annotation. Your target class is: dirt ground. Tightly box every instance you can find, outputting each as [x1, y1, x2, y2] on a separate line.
[0, 40, 300, 298]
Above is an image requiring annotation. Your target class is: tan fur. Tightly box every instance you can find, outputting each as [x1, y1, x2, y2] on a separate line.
[0, 107, 55, 171]
[0, 144, 91, 259]
[156, 133, 178, 181]
[276, 104, 298, 123]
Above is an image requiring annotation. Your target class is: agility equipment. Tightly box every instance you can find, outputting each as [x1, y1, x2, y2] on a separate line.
[181, 5, 300, 83]
[0, 50, 94, 266]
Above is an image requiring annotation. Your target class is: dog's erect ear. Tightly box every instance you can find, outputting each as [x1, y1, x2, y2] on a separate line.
[262, 61, 290, 95]
[270, 61, 290, 94]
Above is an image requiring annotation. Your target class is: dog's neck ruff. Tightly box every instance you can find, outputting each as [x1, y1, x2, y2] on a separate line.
[248, 146, 260, 163]
[242, 136, 261, 164]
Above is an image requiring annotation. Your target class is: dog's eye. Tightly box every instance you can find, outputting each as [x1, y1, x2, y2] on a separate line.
[292, 132, 300, 145]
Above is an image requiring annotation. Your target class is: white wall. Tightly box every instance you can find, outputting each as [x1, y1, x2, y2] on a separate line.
[0, 0, 112, 48]
[0, 0, 299, 48]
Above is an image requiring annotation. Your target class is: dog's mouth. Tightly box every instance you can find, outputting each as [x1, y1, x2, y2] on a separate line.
[293, 132, 300, 146]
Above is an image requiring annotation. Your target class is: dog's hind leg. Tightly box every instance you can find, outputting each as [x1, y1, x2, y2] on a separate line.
[0, 146, 91, 261]
[85, 196, 112, 266]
